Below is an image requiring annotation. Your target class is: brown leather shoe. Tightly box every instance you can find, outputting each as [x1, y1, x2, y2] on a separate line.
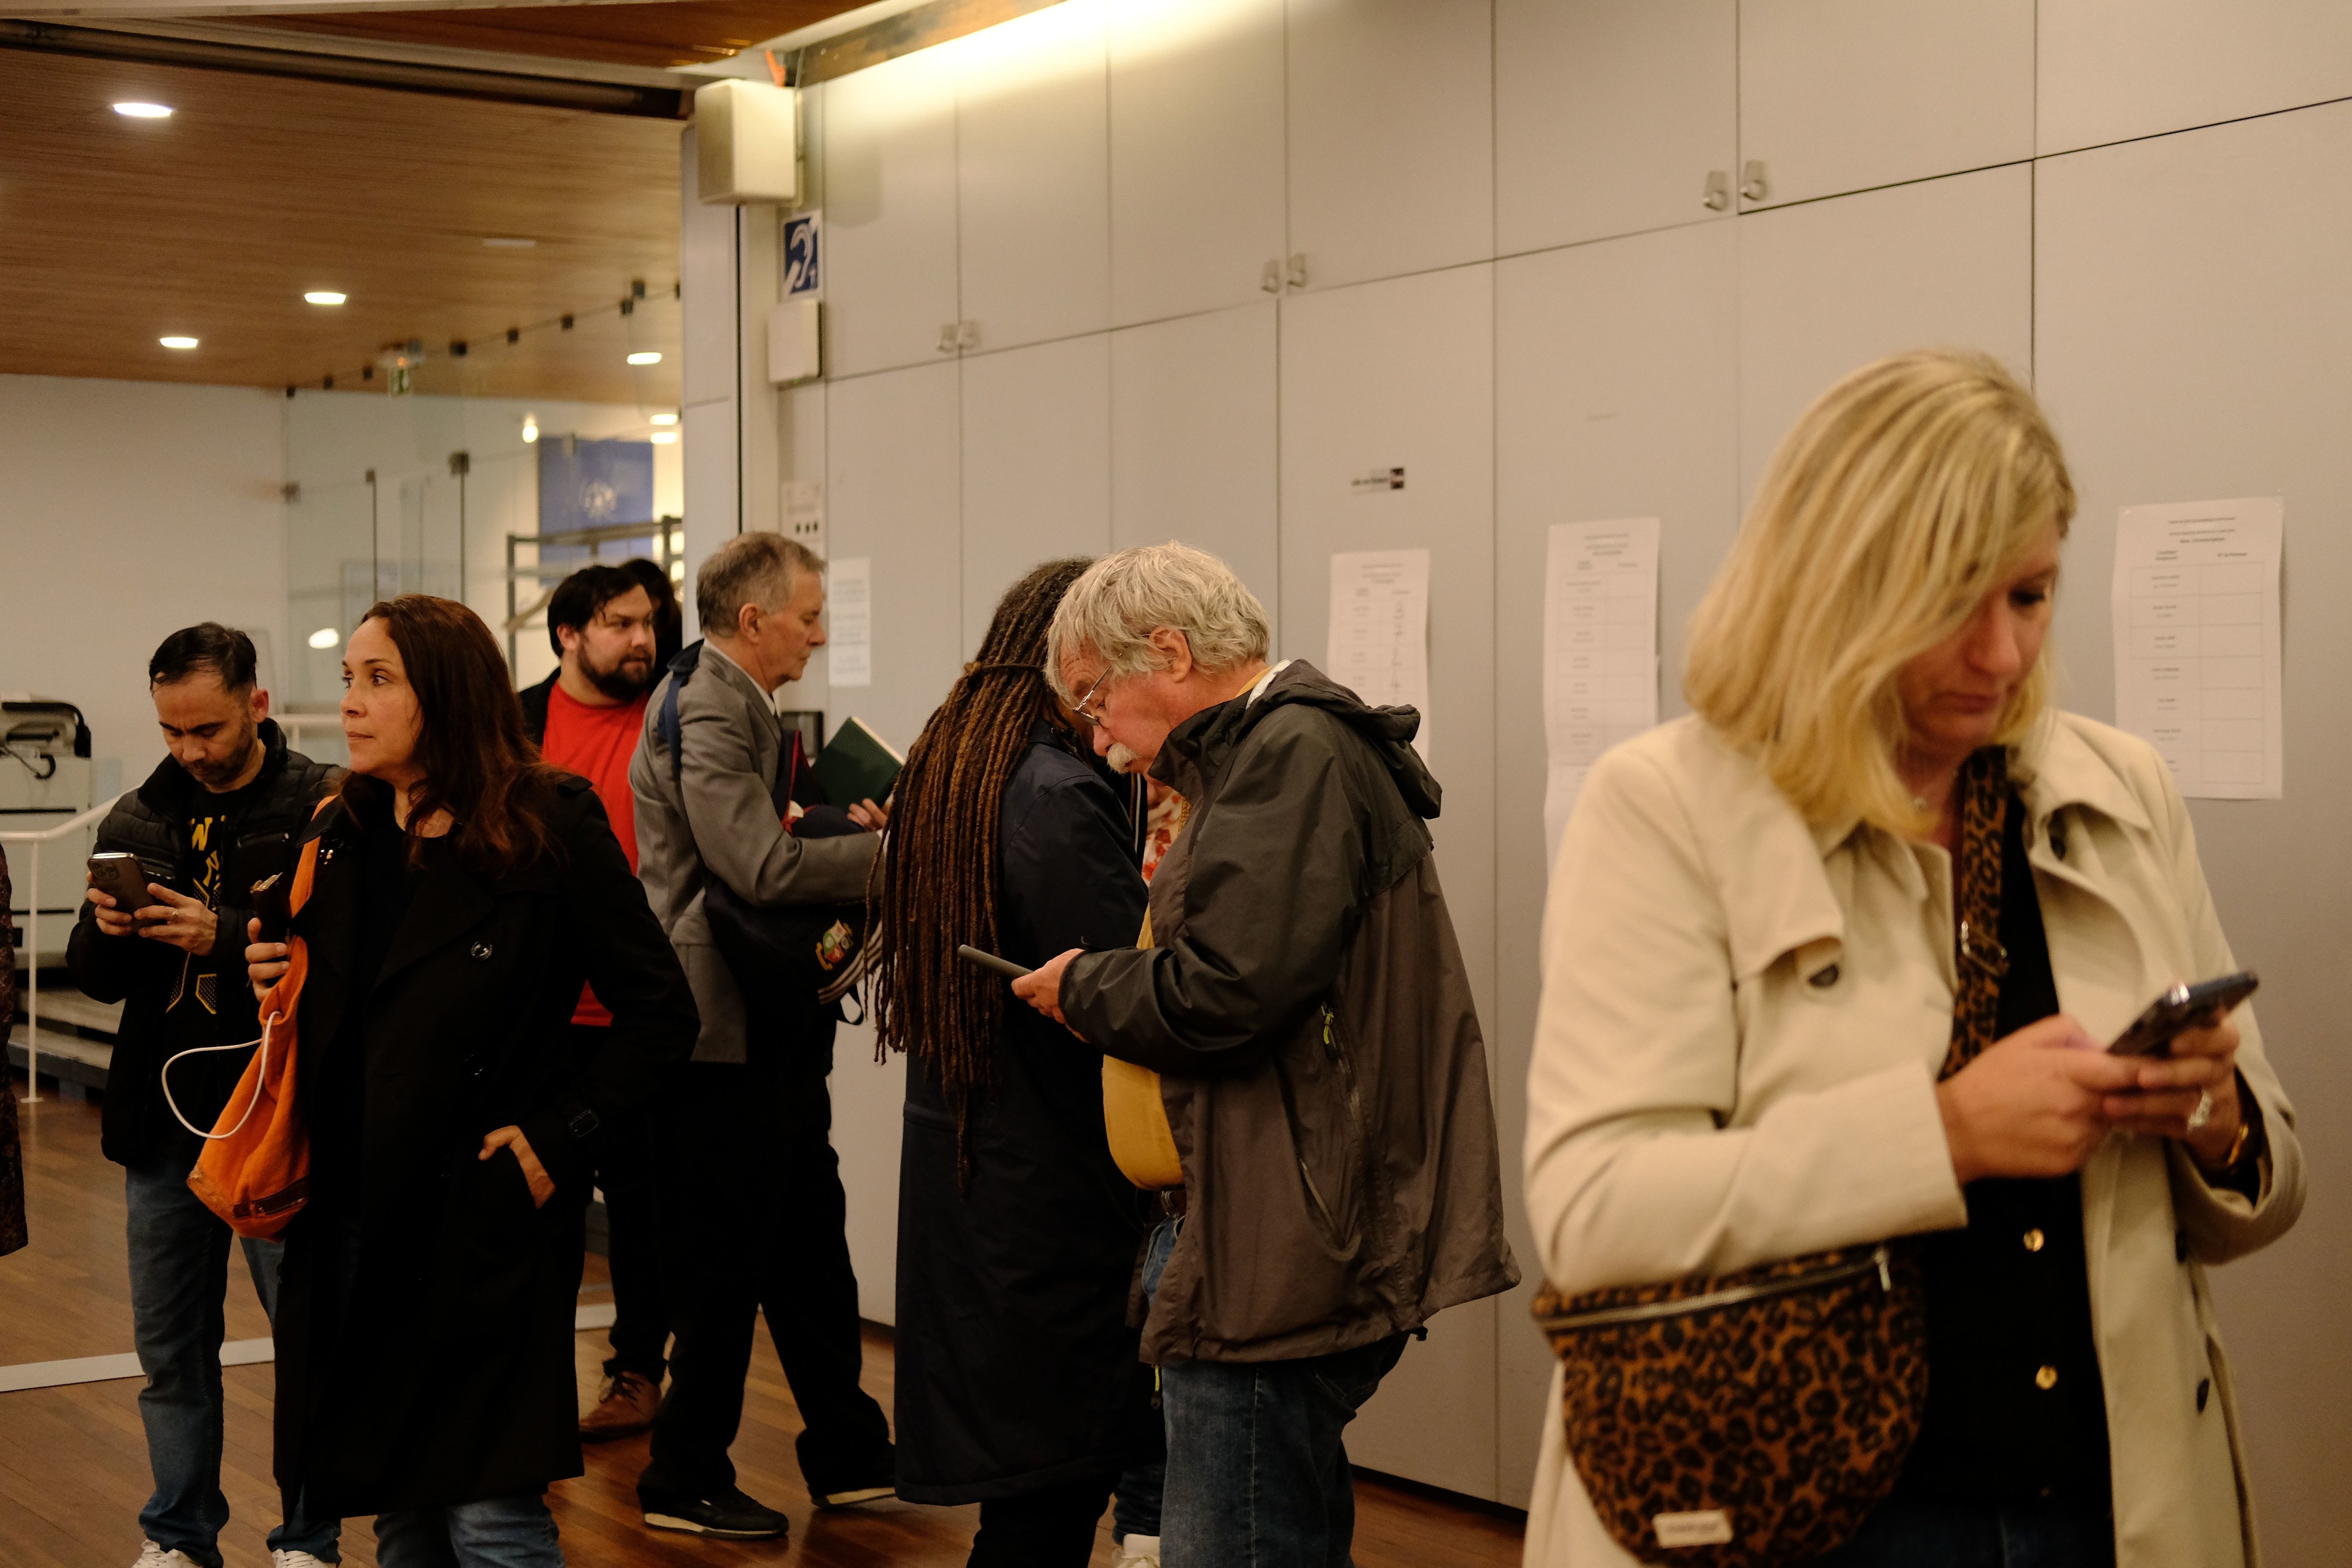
[580, 1370, 661, 1441]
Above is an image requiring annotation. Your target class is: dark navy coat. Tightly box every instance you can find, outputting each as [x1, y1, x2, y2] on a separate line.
[893, 729, 1155, 1503]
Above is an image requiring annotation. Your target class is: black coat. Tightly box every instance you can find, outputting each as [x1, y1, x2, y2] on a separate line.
[893, 732, 1155, 1504]
[271, 777, 697, 1516]
[66, 721, 339, 1167]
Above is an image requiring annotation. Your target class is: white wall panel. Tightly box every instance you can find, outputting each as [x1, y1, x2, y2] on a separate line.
[1279, 265, 1500, 1500]
[1110, 301, 1280, 622]
[1495, 0, 1737, 254]
[1109, 0, 1287, 326]
[960, 333, 1113, 643]
[1737, 164, 2034, 497]
[955, 0, 1111, 352]
[1286, 0, 1494, 291]
[2039, 0, 2352, 156]
[2036, 106, 2352, 1567]
[1491, 220, 1740, 1499]
[1739, 0, 2034, 208]
[822, 47, 961, 378]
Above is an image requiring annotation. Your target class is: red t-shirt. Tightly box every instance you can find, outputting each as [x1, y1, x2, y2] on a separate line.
[543, 681, 650, 1026]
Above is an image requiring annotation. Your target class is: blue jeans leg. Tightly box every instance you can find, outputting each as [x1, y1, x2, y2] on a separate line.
[1143, 1218, 1408, 1568]
[374, 1492, 565, 1568]
[127, 1157, 238, 1568]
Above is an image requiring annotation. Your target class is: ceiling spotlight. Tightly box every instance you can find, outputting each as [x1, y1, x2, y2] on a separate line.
[627, 351, 662, 366]
[482, 236, 537, 248]
[650, 430, 679, 445]
[113, 102, 172, 119]
[159, 335, 198, 350]
[304, 291, 347, 306]
[522, 419, 540, 445]
[651, 412, 679, 426]
[308, 627, 341, 650]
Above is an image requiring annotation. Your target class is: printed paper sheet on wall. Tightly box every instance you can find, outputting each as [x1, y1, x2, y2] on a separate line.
[1544, 519, 1660, 868]
[1327, 549, 1432, 758]
[828, 556, 874, 688]
[2110, 498, 2282, 799]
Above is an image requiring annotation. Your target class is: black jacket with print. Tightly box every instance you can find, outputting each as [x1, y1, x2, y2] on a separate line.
[66, 719, 339, 1167]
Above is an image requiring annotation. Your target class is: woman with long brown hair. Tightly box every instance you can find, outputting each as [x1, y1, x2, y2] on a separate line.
[244, 595, 697, 1568]
[874, 559, 1160, 1568]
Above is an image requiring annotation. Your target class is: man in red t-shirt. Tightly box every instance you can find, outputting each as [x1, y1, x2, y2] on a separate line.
[520, 562, 668, 1440]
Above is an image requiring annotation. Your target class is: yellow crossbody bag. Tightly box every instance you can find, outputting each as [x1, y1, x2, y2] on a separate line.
[1101, 907, 1183, 1190]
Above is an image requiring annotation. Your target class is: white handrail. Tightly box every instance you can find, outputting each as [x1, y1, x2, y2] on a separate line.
[3, 791, 127, 1103]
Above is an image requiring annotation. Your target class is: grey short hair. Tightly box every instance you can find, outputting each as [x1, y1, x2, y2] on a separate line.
[697, 532, 823, 636]
[1045, 542, 1270, 700]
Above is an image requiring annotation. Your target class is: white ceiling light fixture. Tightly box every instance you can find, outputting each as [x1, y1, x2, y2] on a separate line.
[159, 335, 199, 350]
[113, 102, 172, 119]
[308, 627, 341, 650]
[627, 351, 662, 366]
[522, 418, 540, 445]
[304, 291, 347, 306]
[650, 430, 679, 445]
[651, 412, 679, 426]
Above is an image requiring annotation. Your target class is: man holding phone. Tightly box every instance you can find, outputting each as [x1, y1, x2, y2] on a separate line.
[67, 624, 341, 1568]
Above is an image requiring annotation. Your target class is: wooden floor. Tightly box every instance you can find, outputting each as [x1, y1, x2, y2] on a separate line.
[0, 1072, 1525, 1567]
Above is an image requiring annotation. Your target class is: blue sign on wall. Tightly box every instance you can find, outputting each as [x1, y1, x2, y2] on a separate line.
[785, 210, 822, 297]
[538, 438, 654, 560]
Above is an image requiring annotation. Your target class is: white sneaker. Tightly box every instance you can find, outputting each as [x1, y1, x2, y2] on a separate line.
[274, 1553, 333, 1568]
[131, 1544, 200, 1568]
[1111, 1534, 1162, 1568]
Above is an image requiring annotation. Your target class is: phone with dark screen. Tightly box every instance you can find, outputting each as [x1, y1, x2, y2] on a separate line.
[2108, 972, 2260, 1057]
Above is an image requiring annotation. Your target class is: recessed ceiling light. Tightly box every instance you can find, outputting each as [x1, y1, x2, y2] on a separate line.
[159, 335, 199, 350]
[304, 291, 347, 306]
[307, 627, 341, 650]
[482, 237, 537, 249]
[650, 430, 679, 445]
[651, 412, 679, 426]
[113, 102, 172, 119]
[522, 419, 539, 444]
[627, 351, 663, 366]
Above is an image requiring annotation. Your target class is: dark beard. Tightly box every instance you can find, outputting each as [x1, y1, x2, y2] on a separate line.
[584, 652, 654, 701]
[183, 719, 260, 788]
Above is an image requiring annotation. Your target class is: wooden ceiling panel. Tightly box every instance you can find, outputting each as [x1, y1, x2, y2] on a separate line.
[0, 50, 683, 403]
[233, 1, 862, 72]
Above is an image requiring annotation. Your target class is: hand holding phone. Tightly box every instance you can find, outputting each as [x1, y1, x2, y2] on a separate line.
[87, 852, 162, 932]
[2108, 971, 2259, 1058]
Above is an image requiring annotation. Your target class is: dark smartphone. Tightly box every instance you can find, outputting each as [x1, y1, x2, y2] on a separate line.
[955, 944, 1033, 981]
[2108, 971, 2260, 1057]
[250, 870, 294, 947]
[87, 852, 164, 917]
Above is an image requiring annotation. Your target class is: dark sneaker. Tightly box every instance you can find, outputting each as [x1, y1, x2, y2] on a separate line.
[580, 1370, 660, 1442]
[638, 1485, 790, 1539]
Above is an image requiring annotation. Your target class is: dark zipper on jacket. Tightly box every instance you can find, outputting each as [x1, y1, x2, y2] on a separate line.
[1538, 1245, 1897, 1332]
[1296, 1003, 1367, 1241]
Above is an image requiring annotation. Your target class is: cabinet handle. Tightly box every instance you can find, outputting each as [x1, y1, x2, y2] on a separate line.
[938, 323, 959, 354]
[957, 320, 980, 350]
[1261, 258, 1283, 294]
[1740, 160, 1769, 204]
[1702, 170, 1730, 211]
[1286, 253, 1308, 290]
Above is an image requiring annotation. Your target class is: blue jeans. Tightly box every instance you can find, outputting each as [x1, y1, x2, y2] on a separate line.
[1816, 1491, 2116, 1568]
[1143, 1219, 1408, 1568]
[374, 1493, 564, 1568]
[126, 1156, 341, 1566]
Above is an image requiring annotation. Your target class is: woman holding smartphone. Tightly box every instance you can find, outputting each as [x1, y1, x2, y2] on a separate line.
[1521, 351, 2303, 1568]
[246, 595, 695, 1568]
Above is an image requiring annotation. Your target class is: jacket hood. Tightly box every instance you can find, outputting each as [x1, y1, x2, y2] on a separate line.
[1161, 660, 1442, 820]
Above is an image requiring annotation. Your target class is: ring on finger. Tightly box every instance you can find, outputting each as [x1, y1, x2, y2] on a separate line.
[2186, 1089, 2215, 1134]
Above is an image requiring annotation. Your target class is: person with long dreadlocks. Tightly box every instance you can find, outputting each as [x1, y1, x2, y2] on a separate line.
[875, 558, 1163, 1568]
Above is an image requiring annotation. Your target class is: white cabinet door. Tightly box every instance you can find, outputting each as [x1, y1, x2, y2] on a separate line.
[1739, 0, 2034, 209]
[1496, 0, 1737, 254]
[961, 334, 1113, 645]
[1110, 0, 1287, 326]
[823, 47, 961, 379]
[1279, 265, 1498, 1500]
[1110, 301, 1280, 625]
[955, 0, 1111, 354]
[1491, 217, 1740, 1498]
[823, 359, 963, 1318]
[2035, 107, 2352, 1565]
[1286, 0, 1494, 291]
[1737, 165, 2034, 497]
[2039, 0, 2352, 155]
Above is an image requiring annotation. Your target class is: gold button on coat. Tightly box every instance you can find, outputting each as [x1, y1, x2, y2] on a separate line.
[2035, 1364, 2059, 1390]
[2024, 1228, 2046, 1252]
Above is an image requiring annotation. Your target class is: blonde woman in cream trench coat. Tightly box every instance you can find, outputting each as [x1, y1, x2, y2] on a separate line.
[1521, 352, 2304, 1568]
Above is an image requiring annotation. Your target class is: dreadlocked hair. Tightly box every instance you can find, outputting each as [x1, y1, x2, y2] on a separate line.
[871, 557, 1098, 1182]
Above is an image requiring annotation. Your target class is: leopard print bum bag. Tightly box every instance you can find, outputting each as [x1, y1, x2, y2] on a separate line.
[1533, 748, 2011, 1566]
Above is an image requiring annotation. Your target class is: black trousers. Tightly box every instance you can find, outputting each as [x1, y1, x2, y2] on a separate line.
[640, 1055, 891, 1498]
[970, 1476, 1118, 1568]
[571, 1025, 671, 1385]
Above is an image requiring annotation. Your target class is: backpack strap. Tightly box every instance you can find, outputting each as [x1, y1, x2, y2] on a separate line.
[658, 640, 707, 788]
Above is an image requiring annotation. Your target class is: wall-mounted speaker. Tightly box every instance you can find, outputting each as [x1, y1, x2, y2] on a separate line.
[695, 80, 798, 206]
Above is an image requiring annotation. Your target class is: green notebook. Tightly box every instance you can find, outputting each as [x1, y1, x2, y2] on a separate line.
[813, 716, 905, 808]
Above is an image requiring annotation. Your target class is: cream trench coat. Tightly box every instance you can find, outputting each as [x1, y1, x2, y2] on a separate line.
[1522, 710, 2304, 1568]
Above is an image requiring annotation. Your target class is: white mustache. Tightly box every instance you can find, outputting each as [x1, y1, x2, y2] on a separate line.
[1105, 742, 1142, 774]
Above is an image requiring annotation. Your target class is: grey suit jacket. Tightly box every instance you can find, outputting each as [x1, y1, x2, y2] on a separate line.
[630, 645, 878, 1063]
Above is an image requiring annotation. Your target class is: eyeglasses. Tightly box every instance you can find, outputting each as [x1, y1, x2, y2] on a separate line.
[1072, 666, 1113, 728]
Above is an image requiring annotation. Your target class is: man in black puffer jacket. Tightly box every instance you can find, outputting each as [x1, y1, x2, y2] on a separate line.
[66, 624, 341, 1568]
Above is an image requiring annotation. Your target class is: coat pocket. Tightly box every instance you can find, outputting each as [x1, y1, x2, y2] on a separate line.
[1276, 1006, 1367, 1255]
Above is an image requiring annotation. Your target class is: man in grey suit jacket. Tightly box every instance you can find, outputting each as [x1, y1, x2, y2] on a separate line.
[629, 532, 896, 1542]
